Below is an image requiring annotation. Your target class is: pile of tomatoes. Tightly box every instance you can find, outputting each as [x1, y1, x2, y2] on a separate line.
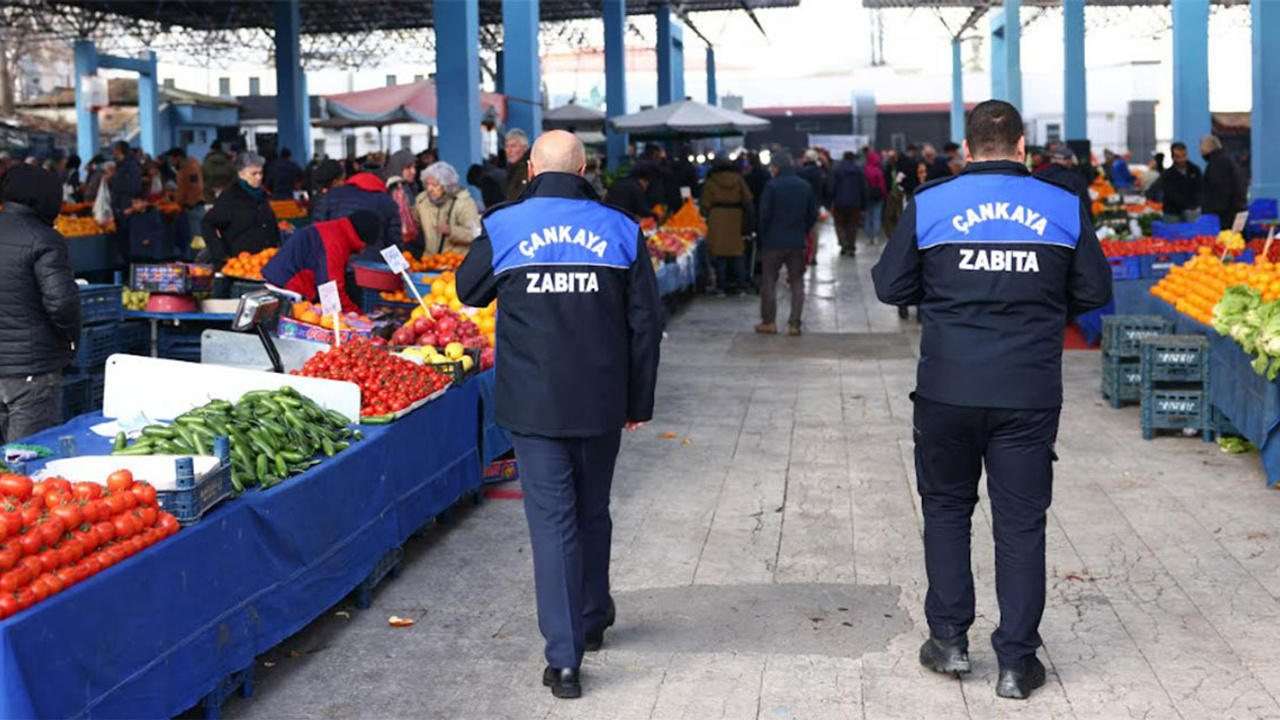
[291, 338, 452, 418]
[1100, 238, 1205, 258]
[0, 470, 181, 620]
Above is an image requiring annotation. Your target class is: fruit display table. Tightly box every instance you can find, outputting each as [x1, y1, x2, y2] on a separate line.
[1149, 298, 1280, 486]
[0, 380, 483, 719]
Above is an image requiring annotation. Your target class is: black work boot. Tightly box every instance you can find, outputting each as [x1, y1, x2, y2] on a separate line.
[542, 666, 582, 699]
[585, 601, 616, 652]
[918, 634, 972, 675]
[996, 656, 1046, 700]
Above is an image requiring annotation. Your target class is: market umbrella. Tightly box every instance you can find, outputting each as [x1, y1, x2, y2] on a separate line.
[608, 99, 770, 139]
[543, 101, 606, 132]
[322, 80, 507, 128]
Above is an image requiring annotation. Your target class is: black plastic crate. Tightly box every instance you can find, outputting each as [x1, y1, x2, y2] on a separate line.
[1140, 387, 1209, 440]
[72, 323, 118, 368]
[1140, 335, 1210, 385]
[1101, 355, 1142, 408]
[79, 284, 124, 325]
[116, 321, 151, 356]
[60, 373, 89, 422]
[1102, 315, 1173, 358]
[156, 324, 203, 362]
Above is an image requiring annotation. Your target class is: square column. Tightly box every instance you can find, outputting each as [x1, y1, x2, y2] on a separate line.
[502, 0, 542, 138]
[74, 40, 100, 168]
[706, 46, 717, 106]
[434, 0, 482, 180]
[989, 1, 1021, 109]
[1063, 0, 1087, 141]
[1172, 0, 1211, 147]
[656, 5, 685, 105]
[136, 51, 160, 157]
[1251, 0, 1279, 199]
[604, 0, 628, 168]
[274, 0, 310, 162]
[950, 38, 964, 145]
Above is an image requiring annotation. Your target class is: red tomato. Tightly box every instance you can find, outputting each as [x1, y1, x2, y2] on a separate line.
[74, 526, 99, 552]
[108, 544, 128, 563]
[50, 504, 83, 530]
[0, 593, 18, 618]
[19, 555, 41, 579]
[36, 549, 59, 573]
[44, 478, 71, 495]
[36, 518, 63, 547]
[0, 570, 23, 593]
[137, 506, 158, 528]
[128, 536, 146, 554]
[39, 572, 63, 596]
[106, 470, 134, 494]
[27, 578, 49, 603]
[111, 514, 134, 539]
[59, 537, 84, 565]
[0, 474, 33, 501]
[0, 546, 17, 572]
[52, 567, 75, 589]
[93, 521, 115, 546]
[103, 494, 126, 515]
[29, 481, 47, 499]
[44, 491, 73, 508]
[131, 482, 157, 507]
[17, 531, 42, 557]
[118, 490, 138, 512]
[14, 586, 34, 610]
[0, 511, 19, 538]
[73, 482, 102, 502]
[20, 504, 40, 528]
[158, 513, 180, 537]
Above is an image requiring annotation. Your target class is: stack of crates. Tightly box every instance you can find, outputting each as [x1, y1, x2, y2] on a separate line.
[1139, 334, 1211, 440]
[1101, 315, 1171, 408]
[67, 284, 124, 420]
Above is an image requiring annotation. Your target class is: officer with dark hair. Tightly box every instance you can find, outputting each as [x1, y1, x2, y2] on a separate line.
[457, 130, 662, 700]
[872, 99, 1111, 700]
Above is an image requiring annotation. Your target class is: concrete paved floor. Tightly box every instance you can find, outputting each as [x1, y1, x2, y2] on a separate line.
[218, 227, 1280, 719]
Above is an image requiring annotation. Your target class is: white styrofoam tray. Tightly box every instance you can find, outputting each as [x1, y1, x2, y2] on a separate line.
[37, 455, 221, 492]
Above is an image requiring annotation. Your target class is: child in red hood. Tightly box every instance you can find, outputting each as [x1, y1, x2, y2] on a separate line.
[262, 210, 381, 313]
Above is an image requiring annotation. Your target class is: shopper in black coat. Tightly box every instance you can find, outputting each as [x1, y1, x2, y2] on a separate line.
[1200, 135, 1249, 228]
[1159, 142, 1204, 222]
[0, 165, 82, 441]
[604, 163, 659, 220]
[200, 152, 280, 265]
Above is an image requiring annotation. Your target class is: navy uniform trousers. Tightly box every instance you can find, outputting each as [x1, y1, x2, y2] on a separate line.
[912, 394, 1060, 669]
[511, 431, 622, 669]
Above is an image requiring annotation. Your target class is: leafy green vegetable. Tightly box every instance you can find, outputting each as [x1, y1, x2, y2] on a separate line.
[1218, 437, 1255, 454]
[1213, 285, 1280, 379]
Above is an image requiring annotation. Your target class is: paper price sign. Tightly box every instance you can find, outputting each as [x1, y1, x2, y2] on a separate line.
[318, 281, 342, 317]
[380, 246, 410, 274]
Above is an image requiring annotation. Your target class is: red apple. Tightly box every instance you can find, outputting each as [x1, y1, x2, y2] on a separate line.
[417, 334, 437, 347]
[480, 348, 496, 370]
[429, 304, 448, 319]
[436, 316, 457, 335]
[412, 317, 434, 335]
[437, 332, 456, 346]
[371, 336, 388, 346]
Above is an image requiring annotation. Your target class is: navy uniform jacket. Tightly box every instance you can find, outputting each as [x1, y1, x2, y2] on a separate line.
[457, 172, 662, 438]
[872, 160, 1112, 409]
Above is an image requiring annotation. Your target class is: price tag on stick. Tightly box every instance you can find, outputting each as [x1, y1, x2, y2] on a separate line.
[380, 246, 431, 315]
[318, 280, 342, 347]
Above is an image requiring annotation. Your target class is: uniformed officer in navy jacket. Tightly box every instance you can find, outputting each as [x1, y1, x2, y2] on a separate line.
[872, 100, 1112, 700]
[457, 130, 662, 700]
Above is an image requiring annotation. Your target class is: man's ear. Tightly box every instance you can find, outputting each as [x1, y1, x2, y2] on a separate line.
[962, 140, 974, 163]
[1015, 136, 1027, 163]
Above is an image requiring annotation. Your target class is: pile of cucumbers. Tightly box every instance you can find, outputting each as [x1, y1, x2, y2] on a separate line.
[112, 386, 364, 492]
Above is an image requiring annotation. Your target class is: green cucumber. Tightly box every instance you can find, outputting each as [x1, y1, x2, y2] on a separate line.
[321, 436, 335, 458]
[360, 414, 393, 425]
[113, 431, 127, 451]
[256, 454, 269, 484]
[274, 454, 289, 477]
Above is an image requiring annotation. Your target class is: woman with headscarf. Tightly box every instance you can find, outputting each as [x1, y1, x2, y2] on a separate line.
[385, 149, 421, 253]
[700, 156, 754, 294]
[413, 161, 480, 256]
[200, 152, 280, 266]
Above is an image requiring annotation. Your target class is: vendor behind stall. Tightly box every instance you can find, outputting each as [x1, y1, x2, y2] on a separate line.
[200, 152, 280, 266]
[261, 210, 380, 313]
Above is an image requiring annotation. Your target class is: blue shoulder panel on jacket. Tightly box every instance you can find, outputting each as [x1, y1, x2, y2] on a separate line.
[915, 174, 1081, 249]
[484, 197, 639, 274]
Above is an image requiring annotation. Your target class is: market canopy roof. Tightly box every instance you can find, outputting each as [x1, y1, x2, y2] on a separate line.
[320, 81, 506, 129]
[17, 78, 238, 110]
[543, 102, 606, 131]
[609, 99, 770, 139]
[50, 0, 800, 34]
[863, 0, 1244, 5]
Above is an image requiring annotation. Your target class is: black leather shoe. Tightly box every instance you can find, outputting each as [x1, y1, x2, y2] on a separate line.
[542, 666, 582, 699]
[585, 602, 616, 652]
[918, 634, 972, 675]
[996, 656, 1046, 700]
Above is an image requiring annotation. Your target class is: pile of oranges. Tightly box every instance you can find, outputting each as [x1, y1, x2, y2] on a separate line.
[379, 288, 414, 303]
[420, 252, 466, 271]
[290, 300, 366, 330]
[221, 248, 279, 280]
[270, 200, 306, 220]
[1150, 247, 1280, 325]
[55, 215, 107, 237]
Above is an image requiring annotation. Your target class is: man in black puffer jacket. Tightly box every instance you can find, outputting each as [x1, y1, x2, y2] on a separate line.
[0, 165, 82, 441]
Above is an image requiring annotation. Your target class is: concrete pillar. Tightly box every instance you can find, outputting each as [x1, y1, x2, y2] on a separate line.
[273, 0, 310, 162]
[990, 1, 1021, 109]
[502, 0, 542, 138]
[434, 0, 482, 180]
[950, 38, 964, 145]
[1063, 0, 1087, 141]
[74, 39, 100, 168]
[656, 5, 685, 105]
[990, 10, 1006, 102]
[603, 0, 628, 168]
[1172, 0, 1211, 147]
[1251, 0, 1279, 199]
[706, 46, 717, 106]
[136, 51, 160, 157]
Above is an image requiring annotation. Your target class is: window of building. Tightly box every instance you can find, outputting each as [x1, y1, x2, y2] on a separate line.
[386, 74, 397, 86]
[1045, 123, 1062, 144]
[178, 129, 194, 148]
[163, 78, 175, 89]
[248, 77, 260, 96]
[891, 133, 906, 152]
[314, 138, 326, 159]
[218, 77, 231, 96]
[413, 74, 424, 83]
[401, 135, 413, 151]
[344, 134, 357, 159]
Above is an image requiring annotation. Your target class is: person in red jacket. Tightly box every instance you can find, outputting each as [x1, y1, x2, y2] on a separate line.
[262, 210, 381, 313]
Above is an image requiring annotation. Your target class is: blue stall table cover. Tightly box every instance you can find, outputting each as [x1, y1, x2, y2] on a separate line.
[475, 369, 512, 463]
[1208, 333, 1280, 486]
[0, 382, 481, 719]
[1075, 277, 1160, 345]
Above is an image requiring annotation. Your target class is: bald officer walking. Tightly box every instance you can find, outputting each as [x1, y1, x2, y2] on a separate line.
[872, 101, 1111, 700]
[457, 130, 662, 699]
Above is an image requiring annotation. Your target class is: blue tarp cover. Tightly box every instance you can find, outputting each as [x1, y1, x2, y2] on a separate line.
[0, 380, 482, 719]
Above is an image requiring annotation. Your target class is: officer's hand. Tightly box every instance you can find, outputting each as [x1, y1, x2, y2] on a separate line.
[625, 421, 646, 432]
